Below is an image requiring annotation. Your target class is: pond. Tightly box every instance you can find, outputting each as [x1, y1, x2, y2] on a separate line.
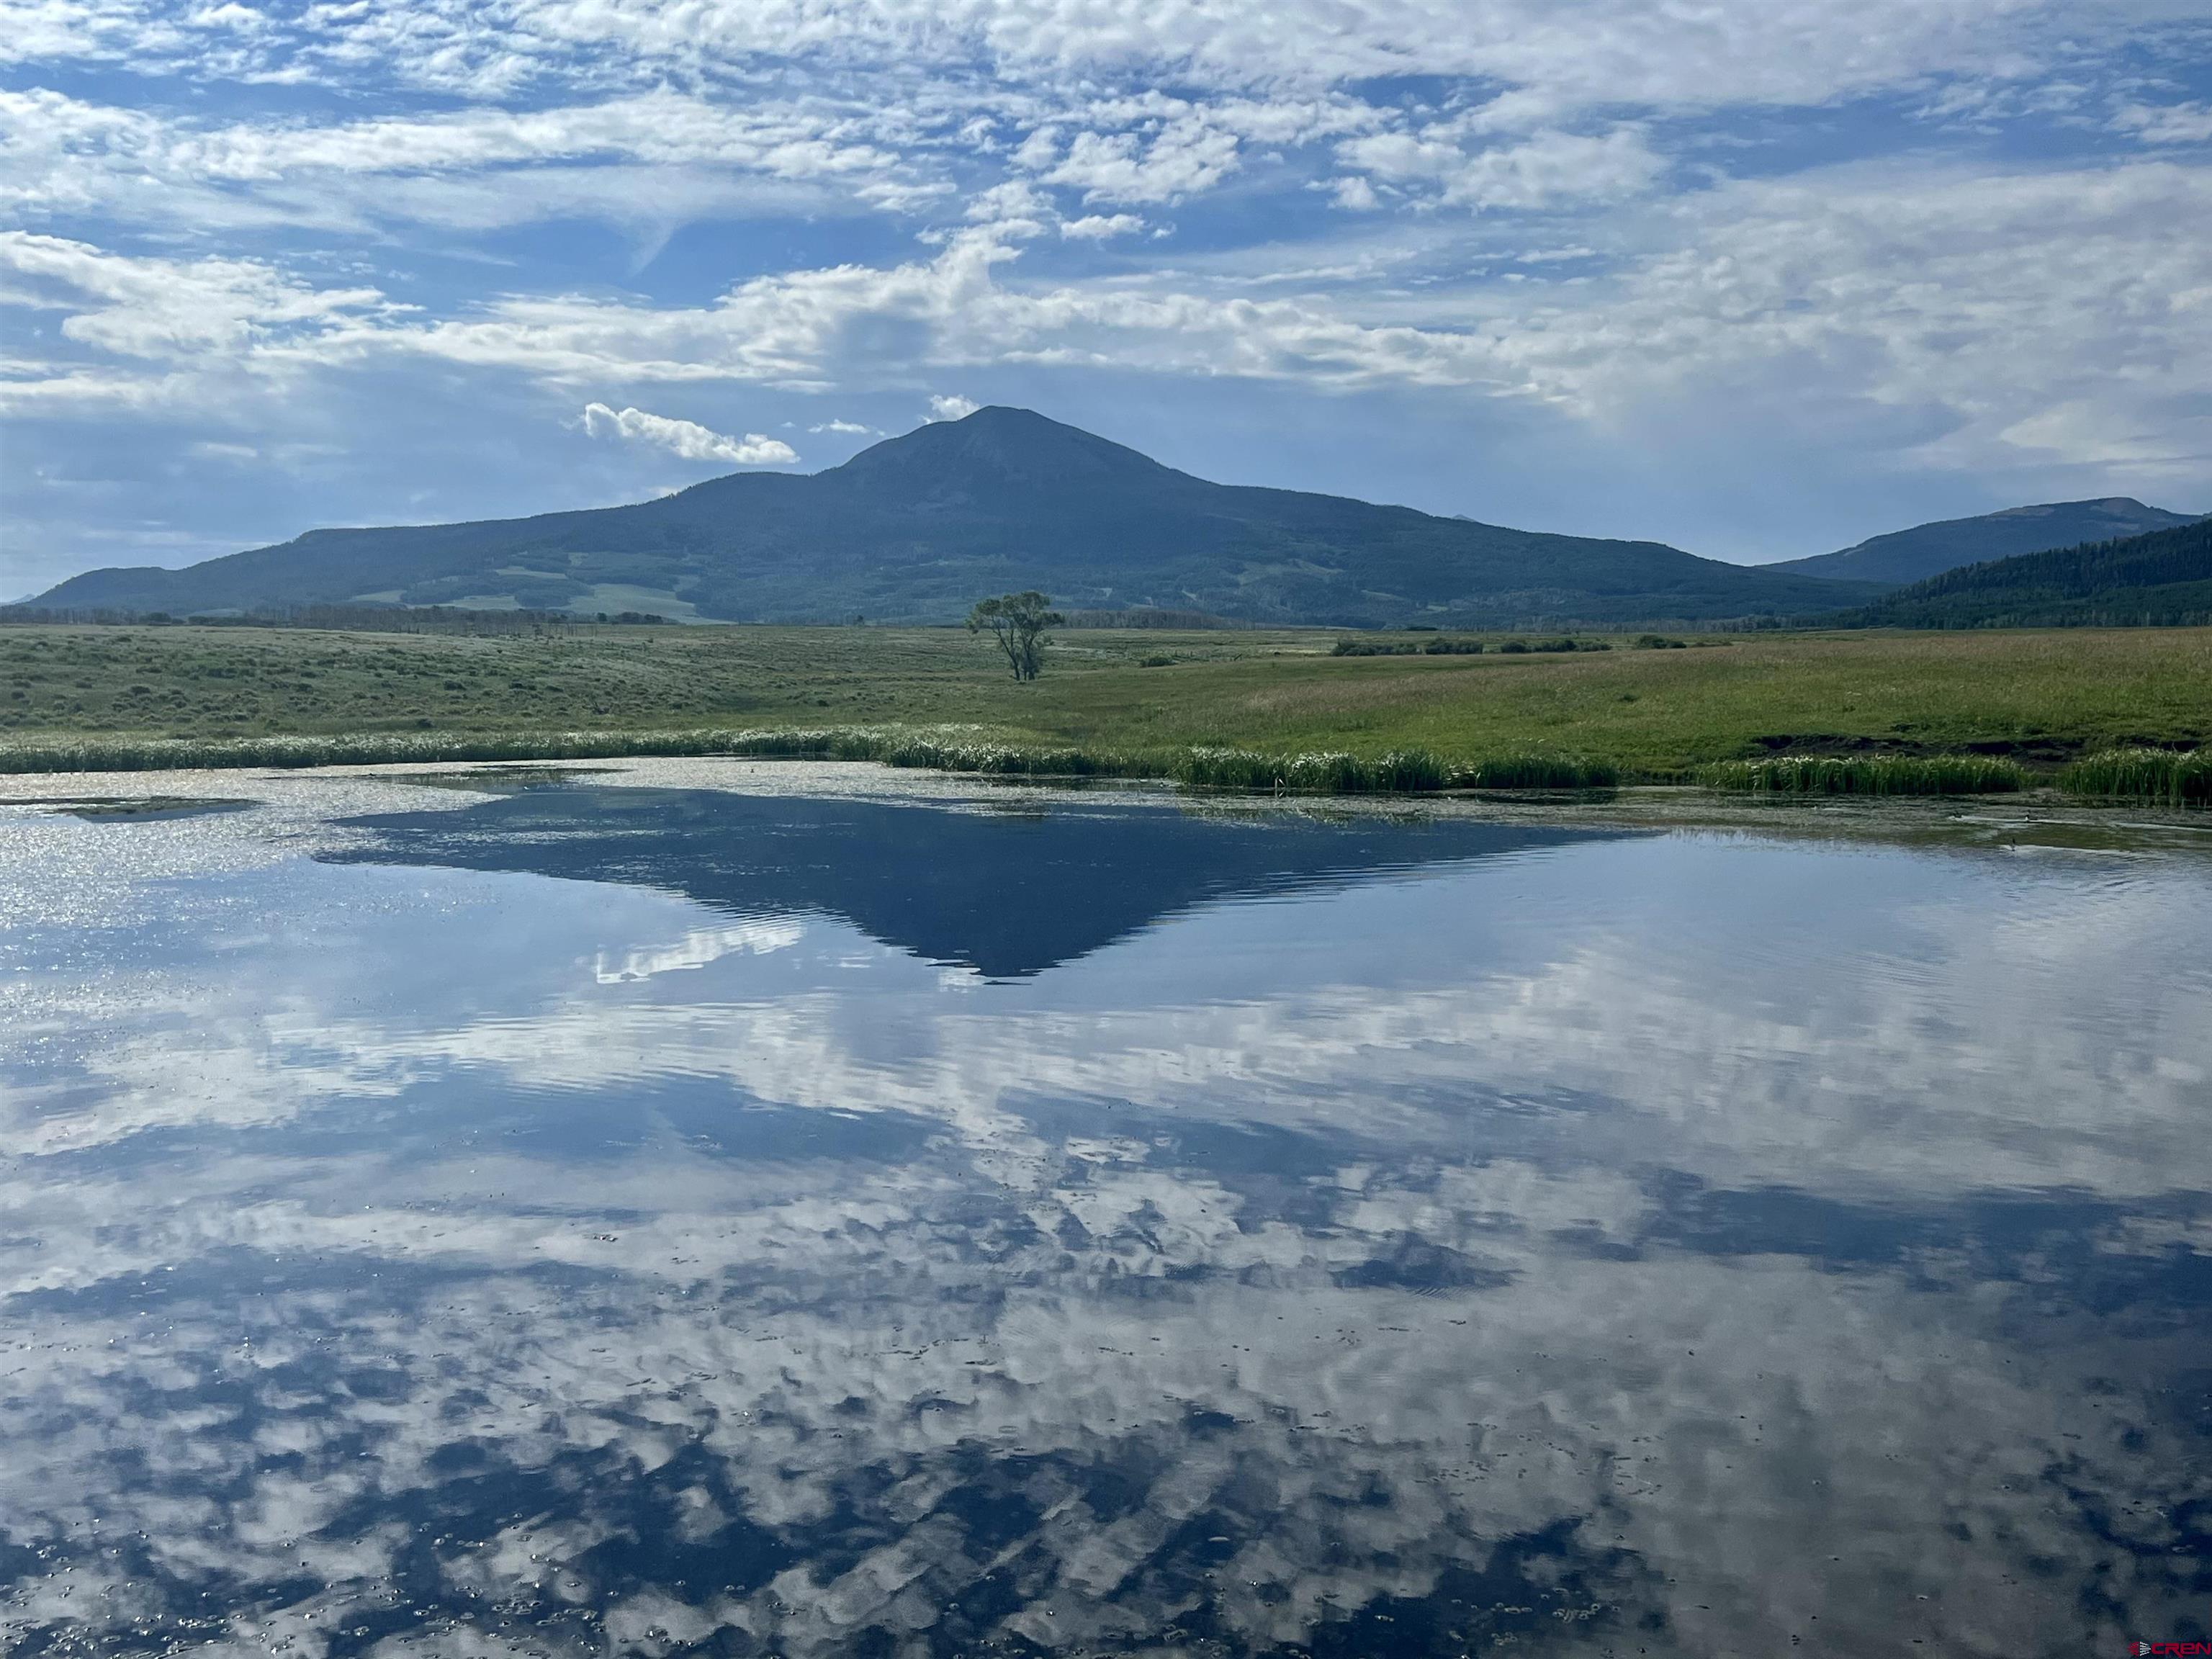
[1, 763, 2207, 1658]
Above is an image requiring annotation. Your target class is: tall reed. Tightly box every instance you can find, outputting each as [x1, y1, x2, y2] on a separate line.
[2059, 747, 2210, 805]
[1697, 754, 2027, 796]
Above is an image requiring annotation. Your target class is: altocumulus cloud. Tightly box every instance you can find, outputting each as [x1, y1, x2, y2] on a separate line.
[581, 403, 798, 466]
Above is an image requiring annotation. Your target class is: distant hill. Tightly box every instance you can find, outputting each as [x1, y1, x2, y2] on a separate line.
[1769, 498, 2203, 585]
[33, 407, 1879, 629]
[1827, 518, 2212, 629]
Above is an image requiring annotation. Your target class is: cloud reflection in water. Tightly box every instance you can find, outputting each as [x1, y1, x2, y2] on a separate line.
[1, 781, 2207, 1657]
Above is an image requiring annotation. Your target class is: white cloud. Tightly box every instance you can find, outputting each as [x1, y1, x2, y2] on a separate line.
[1328, 174, 1380, 211]
[13, 102, 2212, 493]
[388, 153, 2206, 488]
[0, 230, 399, 415]
[926, 392, 979, 420]
[580, 402, 798, 464]
[1059, 212, 1144, 240]
[0, 85, 938, 238]
[1488, 158, 2212, 477]
[56, 0, 2162, 121]
[1040, 120, 1244, 204]
[2113, 99, 2212, 144]
[808, 417, 875, 433]
[1339, 124, 1664, 210]
[0, 230, 391, 359]
[17, 140, 2211, 492]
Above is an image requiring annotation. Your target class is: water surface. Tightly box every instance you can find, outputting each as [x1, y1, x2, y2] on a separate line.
[1, 766, 2207, 1657]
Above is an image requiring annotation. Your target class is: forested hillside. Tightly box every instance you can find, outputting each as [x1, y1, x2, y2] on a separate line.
[1830, 518, 2212, 628]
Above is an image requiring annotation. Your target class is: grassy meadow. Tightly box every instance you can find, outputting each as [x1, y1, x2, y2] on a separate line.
[1, 621, 2208, 791]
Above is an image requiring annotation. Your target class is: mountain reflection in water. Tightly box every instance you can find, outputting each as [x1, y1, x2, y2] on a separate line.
[323, 785, 1615, 976]
[0, 775, 2207, 1659]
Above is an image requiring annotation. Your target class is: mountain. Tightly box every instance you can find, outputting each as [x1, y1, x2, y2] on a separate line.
[33, 407, 1879, 629]
[1827, 518, 2212, 629]
[1768, 498, 2203, 585]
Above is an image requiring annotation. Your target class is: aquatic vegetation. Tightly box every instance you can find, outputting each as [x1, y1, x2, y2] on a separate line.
[1697, 754, 2027, 795]
[1450, 754, 1621, 789]
[1177, 747, 1440, 791]
[876, 736, 1146, 778]
[2060, 747, 2211, 805]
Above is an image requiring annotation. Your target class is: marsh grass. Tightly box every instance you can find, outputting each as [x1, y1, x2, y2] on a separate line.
[0, 726, 1634, 798]
[2060, 747, 2211, 805]
[1697, 754, 2028, 796]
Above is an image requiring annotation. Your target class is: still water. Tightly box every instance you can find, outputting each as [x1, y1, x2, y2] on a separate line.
[1, 763, 2207, 1658]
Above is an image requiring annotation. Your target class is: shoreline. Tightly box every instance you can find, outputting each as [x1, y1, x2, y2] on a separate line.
[1, 724, 2202, 805]
[5, 756, 2208, 863]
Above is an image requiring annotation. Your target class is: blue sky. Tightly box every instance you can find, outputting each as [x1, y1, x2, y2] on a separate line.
[3, 0, 2209, 598]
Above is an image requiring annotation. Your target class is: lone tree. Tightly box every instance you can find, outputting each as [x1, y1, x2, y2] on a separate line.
[968, 591, 1064, 681]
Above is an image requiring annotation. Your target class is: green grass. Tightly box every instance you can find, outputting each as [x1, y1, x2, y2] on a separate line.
[2, 621, 2208, 796]
[1696, 755, 2028, 796]
[2060, 747, 2212, 805]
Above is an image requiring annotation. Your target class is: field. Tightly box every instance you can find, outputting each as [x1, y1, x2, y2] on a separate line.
[2, 621, 2208, 784]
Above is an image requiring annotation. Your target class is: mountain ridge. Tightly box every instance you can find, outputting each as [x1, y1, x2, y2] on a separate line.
[32, 406, 1882, 629]
[1825, 517, 2212, 629]
[1768, 497, 2203, 585]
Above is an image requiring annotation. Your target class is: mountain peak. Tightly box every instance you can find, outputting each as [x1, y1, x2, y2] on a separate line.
[825, 405, 1177, 496]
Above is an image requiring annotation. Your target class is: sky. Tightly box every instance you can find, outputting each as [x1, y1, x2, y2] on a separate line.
[2, 1, 2210, 598]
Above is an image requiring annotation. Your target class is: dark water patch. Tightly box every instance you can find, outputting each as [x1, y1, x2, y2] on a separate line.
[1331, 1233, 1517, 1292]
[16, 793, 256, 821]
[1641, 1177, 2212, 1318]
[1295, 1518, 1668, 1658]
[375, 764, 622, 793]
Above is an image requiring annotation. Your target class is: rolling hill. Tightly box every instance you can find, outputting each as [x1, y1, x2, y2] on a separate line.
[1767, 497, 2202, 585]
[1827, 517, 2212, 628]
[32, 406, 1880, 629]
